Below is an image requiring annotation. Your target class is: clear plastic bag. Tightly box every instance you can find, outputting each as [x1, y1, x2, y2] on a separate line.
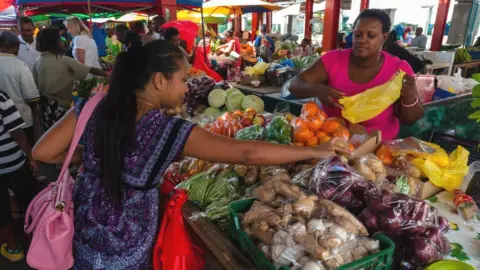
[356, 187, 451, 268]
[309, 157, 365, 213]
[352, 154, 387, 184]
[339, 71, 405, 124]
[235, 125, 265, 141]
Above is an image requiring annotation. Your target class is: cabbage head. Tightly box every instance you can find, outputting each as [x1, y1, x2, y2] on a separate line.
[203, 107, 221, 118]
[226, 92, 245, 111]
[225, 88, 241, 97]
[242, 95, 265, 113]
[208, 89, 227, 108]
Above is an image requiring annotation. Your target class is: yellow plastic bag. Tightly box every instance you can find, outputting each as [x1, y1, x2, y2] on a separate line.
[412, 146, 470, 191]
[338, 71, 405, 124]
[245, 62, 269, 75]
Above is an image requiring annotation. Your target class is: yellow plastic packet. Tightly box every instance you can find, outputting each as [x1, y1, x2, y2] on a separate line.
[412, 146, 470, 191]
[338, 71, 405, 124]
[245, 62, 269, 75]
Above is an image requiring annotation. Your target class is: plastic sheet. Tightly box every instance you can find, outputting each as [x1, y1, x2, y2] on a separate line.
[339, 71, 405, 124]
[264, 116, 293, 144]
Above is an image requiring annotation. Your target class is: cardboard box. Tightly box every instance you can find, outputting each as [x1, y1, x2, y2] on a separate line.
[417, 179, 443, 200]
[240, 74, 265, 86]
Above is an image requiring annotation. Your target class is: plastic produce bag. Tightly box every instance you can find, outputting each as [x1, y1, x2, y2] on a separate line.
[352, 154, 387, 184]
[153, 190, 205, 270]
[339, 71, 405, 124]
[264, 116, 293, 144]
[412, 145, 469, 191]
[416, 75, 435, 103]
[309, 156, 365, 214]
[235, 125, 265, 141]
[245, 62, 269, 75]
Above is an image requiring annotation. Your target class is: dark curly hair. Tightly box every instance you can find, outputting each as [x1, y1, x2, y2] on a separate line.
[353, 9, 392, 33]
[36, 27, 63, 55]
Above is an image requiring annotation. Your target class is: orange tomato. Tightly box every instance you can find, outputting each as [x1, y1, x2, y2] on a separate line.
[305, 116, 324, 132]
[318, 135, 331, 144]
[293, 142, 305, 147]
[315, 131, 328, 139]
[293, 127, 314, 143]
[321, 119, 341, 133]
[221, 112, 233, 121]
[305, 136, 319, 147]
[348, 143, 355, 151]
[291, 117, 308, 129]
[317, 110, 328, 121]
[301, 102, 319, 118]
[232, 110, 244, 117]
[376, 145, 393, 165]
[244, 108, 257, 115]
[332, 128, 350, 140]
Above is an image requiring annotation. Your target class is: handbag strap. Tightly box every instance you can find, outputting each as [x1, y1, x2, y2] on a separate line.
[57, 92, 105, 184]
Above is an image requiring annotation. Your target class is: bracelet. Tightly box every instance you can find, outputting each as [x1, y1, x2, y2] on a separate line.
[401, 96, 419, 107]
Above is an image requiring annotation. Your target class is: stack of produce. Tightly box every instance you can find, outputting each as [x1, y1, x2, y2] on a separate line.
[291, 102, 352, 150]
[455, 48, 472, 63]
[185, 75, 230, 116]
[242, 171, 382, 269]
[204, 109, 263, 138]
[205, 87, 265, 118]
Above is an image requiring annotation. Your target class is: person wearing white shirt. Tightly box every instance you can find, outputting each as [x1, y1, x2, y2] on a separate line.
[65, 16, 101, 70]
[16, 17, 40, 72]
[0, 31, 40, 145]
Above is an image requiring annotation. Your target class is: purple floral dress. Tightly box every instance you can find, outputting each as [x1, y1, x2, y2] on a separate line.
[73, 103, 194, 270]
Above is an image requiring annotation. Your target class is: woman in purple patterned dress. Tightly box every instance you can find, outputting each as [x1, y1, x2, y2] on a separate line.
[32, 40, 349, 269]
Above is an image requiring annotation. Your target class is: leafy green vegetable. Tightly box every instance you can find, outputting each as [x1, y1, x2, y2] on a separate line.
[176, 171, 215, 207]
[265, 116, 292, 144]
[235, 125, 265, 141]
[226, 92, 245, 111]
[77, 77, 98, 98]
[225, 88, 242, 97]
[241, 95, 265, 112]
[204, 169, 239, 206]
[203, 107, 222, 118]
[208, 89, 227, 108]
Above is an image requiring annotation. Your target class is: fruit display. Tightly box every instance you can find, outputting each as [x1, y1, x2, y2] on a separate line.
[204, 87, 265, 117]
[185, 75, 230, 116]
[204, 109, 266, 138]
[292, 102, 352, 149]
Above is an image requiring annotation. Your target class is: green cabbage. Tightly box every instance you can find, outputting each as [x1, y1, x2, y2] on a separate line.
[225, 88, 241, 96]
[208, 89, 227, 108]
[226, 92, 245, 111]
[203, 107, 221, 118]
[241, 95, 265, 112]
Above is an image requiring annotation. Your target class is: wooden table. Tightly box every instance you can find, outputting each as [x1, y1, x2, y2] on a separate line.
[453, 60, 480, 77]
[183, 201, 255, 270]
[230, 82, 281, 95]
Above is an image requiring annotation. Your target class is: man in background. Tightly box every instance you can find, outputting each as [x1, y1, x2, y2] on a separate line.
[17, 17, 39, 72]
[0, 32, 40, 147]
[152, 15, 166, 39]
[133, 21, 154, 45]
[410, 27, 428, 50]
[114, 24, 129, 45]
[254, 24, 275, 60]
[164, 27, 190, 60]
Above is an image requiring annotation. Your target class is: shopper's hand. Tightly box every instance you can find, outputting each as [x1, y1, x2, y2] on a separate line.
[400, 74, 418, 104]
[29, 160, 39, 175]
[313, 138, 352, 159]
[317, 87, 344, 109]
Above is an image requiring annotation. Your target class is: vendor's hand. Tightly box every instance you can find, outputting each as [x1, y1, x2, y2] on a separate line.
[317, 87, 344, 109]
[400, 74, 418, 104]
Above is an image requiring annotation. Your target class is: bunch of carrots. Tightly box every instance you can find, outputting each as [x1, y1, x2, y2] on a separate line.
[291, 102, 353, 150]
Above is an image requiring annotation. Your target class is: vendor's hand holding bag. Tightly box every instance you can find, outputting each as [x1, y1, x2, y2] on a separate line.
[24, 93, 105, 270]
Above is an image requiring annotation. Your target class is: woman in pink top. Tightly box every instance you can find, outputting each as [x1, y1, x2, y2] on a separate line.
[290, 9, 424, 140]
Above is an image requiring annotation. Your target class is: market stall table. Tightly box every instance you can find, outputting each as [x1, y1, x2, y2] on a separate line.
[426, 191, 480, 268]
[453, 60, 480, 77]
[230, 82, 281, 95]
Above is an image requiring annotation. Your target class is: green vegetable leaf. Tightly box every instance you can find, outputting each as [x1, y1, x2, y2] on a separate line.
[471, 98, 480, 108]
[449, 244, 470, 261]
[475, 233, 480, 240]
[468, 110, 480, 120]
[426, 195, 439, 203]
[472, 84, 480, 98]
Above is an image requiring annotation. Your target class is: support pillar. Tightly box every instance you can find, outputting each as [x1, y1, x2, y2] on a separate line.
[266, 0, 273, 32]
[304, 0, 314, 39]
[156, 0, 176, 21]
[430, 0, 451, 51]
[252, 13, 259, 41]
[360, 0, 369, 11]
[322, 0, 341, 51]
[233, 13, 242, 38]
[465, 0, 480, 46]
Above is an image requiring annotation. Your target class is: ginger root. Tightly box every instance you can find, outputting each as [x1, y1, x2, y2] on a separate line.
[294, 195, 318, 218]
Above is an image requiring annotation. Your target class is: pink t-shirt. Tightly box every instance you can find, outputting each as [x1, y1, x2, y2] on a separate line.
[321, 49, 414, 140]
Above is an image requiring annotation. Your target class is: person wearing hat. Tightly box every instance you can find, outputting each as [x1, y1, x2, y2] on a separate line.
[0, 31, 41, 146]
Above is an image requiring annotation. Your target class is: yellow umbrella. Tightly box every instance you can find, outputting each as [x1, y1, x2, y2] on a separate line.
[202, 0, 282, 15]
[177, 10, 227, 24]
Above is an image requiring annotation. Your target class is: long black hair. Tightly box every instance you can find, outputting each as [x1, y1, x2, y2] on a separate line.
[95, 39, 184, 203]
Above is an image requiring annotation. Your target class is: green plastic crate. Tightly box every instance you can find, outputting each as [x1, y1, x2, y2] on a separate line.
[228, 198, 395, 270]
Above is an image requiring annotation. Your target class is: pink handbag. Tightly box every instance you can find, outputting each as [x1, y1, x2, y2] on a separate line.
[24, 93, 105, 270]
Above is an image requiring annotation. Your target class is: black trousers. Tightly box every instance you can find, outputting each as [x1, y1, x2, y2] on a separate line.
[0, 163, 38, 225]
